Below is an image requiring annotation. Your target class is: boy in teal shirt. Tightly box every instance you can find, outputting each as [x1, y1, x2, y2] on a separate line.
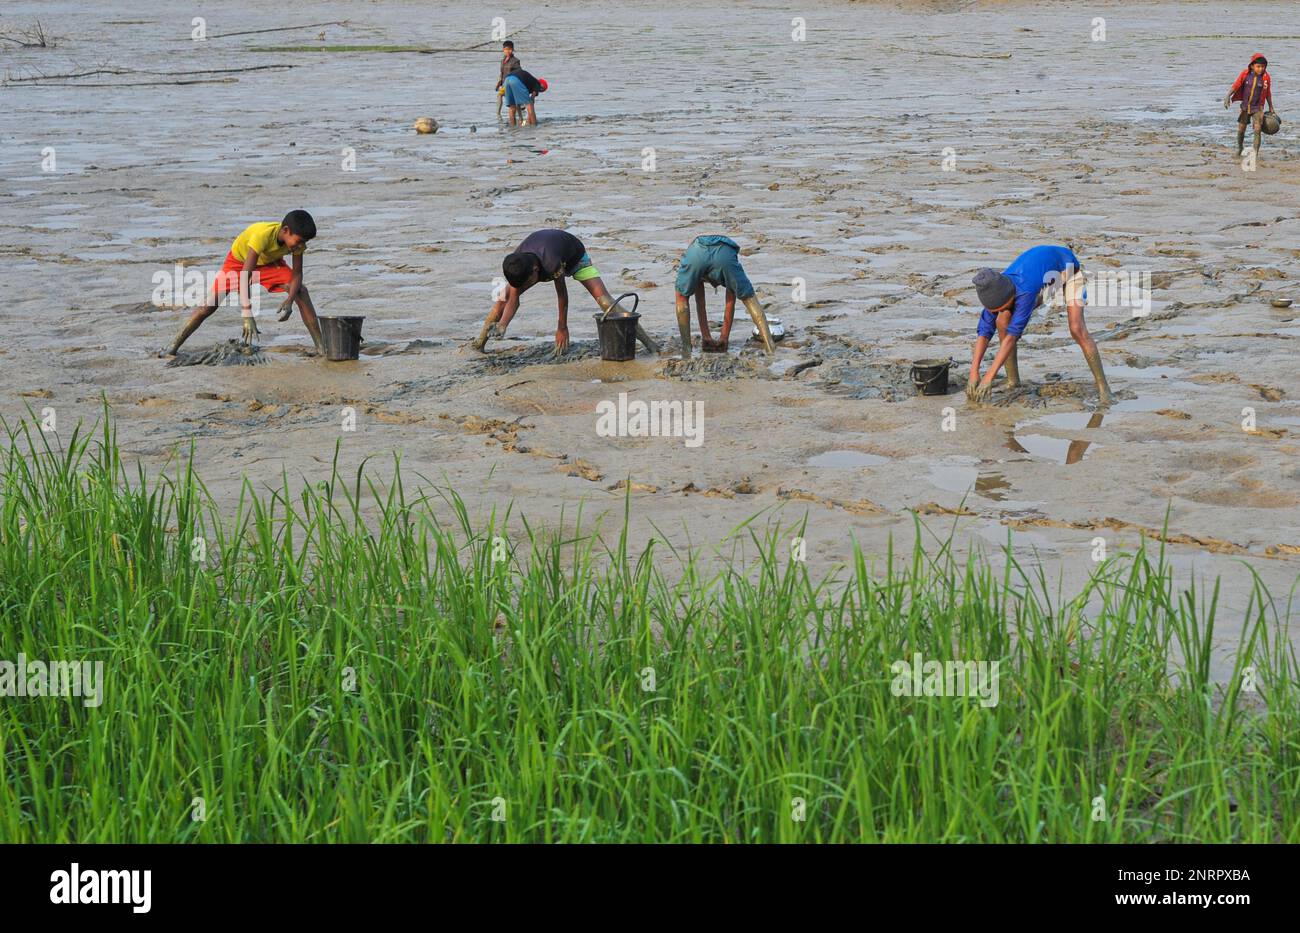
[673, 236, 775, 359]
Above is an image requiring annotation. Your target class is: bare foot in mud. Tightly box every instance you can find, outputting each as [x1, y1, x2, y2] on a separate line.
[473, 323, 503, 352]
[702, 337, 728, 353]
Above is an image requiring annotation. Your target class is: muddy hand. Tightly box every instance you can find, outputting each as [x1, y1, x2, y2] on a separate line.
[277, 296, 296, 322]
[742, 296, 776, 354]
[241, 317, 259, 347]
[554, 325, 570, 358]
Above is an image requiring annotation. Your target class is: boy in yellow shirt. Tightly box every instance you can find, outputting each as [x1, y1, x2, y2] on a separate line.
[166, 210, 323, 356]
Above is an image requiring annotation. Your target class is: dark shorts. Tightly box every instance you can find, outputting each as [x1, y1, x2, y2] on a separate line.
[1238, 110, 1264, 131]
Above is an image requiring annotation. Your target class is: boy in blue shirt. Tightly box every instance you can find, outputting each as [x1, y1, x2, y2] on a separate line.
[673, 235, 775, 358]
[966, 245, 1113, 406]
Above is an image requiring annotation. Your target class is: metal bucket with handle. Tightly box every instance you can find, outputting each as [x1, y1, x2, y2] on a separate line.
[593, 293, 641, 362]
[910, 358, 952, 396]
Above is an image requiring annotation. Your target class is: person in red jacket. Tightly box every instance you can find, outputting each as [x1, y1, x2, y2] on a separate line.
[1224, 53, 1275, 159]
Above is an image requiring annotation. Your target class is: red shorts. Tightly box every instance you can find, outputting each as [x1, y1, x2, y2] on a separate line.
[212, 252, 294, 298]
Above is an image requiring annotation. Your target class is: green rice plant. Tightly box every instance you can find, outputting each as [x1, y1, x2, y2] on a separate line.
[0, 408, 1295, 842]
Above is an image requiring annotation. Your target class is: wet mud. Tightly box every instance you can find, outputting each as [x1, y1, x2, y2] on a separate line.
[3, 0, 1298, 681]
[659, 354, 770, 382]
[166, 340, 268, 368]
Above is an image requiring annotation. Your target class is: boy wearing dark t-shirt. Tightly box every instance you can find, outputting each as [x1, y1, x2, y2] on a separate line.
[474, 229, 658, 356]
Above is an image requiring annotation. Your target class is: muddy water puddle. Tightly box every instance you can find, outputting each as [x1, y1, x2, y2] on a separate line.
[1030, 411, 1106, 431]
[1111, 394, 1184, 413]
[927, 459, 1016, 503]
[1002, 409, 1108, 464]
[807, 450, 889, 469]
[1006, 433, 1096, 465]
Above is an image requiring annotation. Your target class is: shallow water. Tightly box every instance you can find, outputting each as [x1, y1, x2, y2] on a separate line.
[808, 450, 889, 469]
[1007, 433, 1096, 466]
[1029, 412, 1106, 432]
[927, 460, 1016, 503]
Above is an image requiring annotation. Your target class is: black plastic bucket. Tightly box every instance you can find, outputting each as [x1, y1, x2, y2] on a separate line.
[910, 358, 951, 396]
[320, 316, 364, 361]
[593, 293, 640, 362]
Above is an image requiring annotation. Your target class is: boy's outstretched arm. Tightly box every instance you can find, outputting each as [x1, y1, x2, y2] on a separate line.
[720, 289, 736, 345]
[967, 334, 991, 396]
[554, 278, 569, 353]
[277, 253, 303, 319]
[694, 283, 711, 343]
[238, 249, 260, 344]
[474, 286, 521, 351]
[977, 335, 1019, 389]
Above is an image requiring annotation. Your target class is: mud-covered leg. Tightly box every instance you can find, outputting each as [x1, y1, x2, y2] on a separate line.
[1005, 343, 1021, 388]
[1068, 301, 1113, 407]
[294, 285, 325, 354]
[675, 298, 692, 360]
[634, 323, 660, 354]
[167, 305, 218, 356]
[474, 303, 505, 351]
[742, 295, 776, 353]
[1083, 346, 1113, 407]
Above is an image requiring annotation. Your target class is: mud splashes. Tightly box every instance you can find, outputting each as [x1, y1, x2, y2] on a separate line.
[166, 340, 268, 367]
